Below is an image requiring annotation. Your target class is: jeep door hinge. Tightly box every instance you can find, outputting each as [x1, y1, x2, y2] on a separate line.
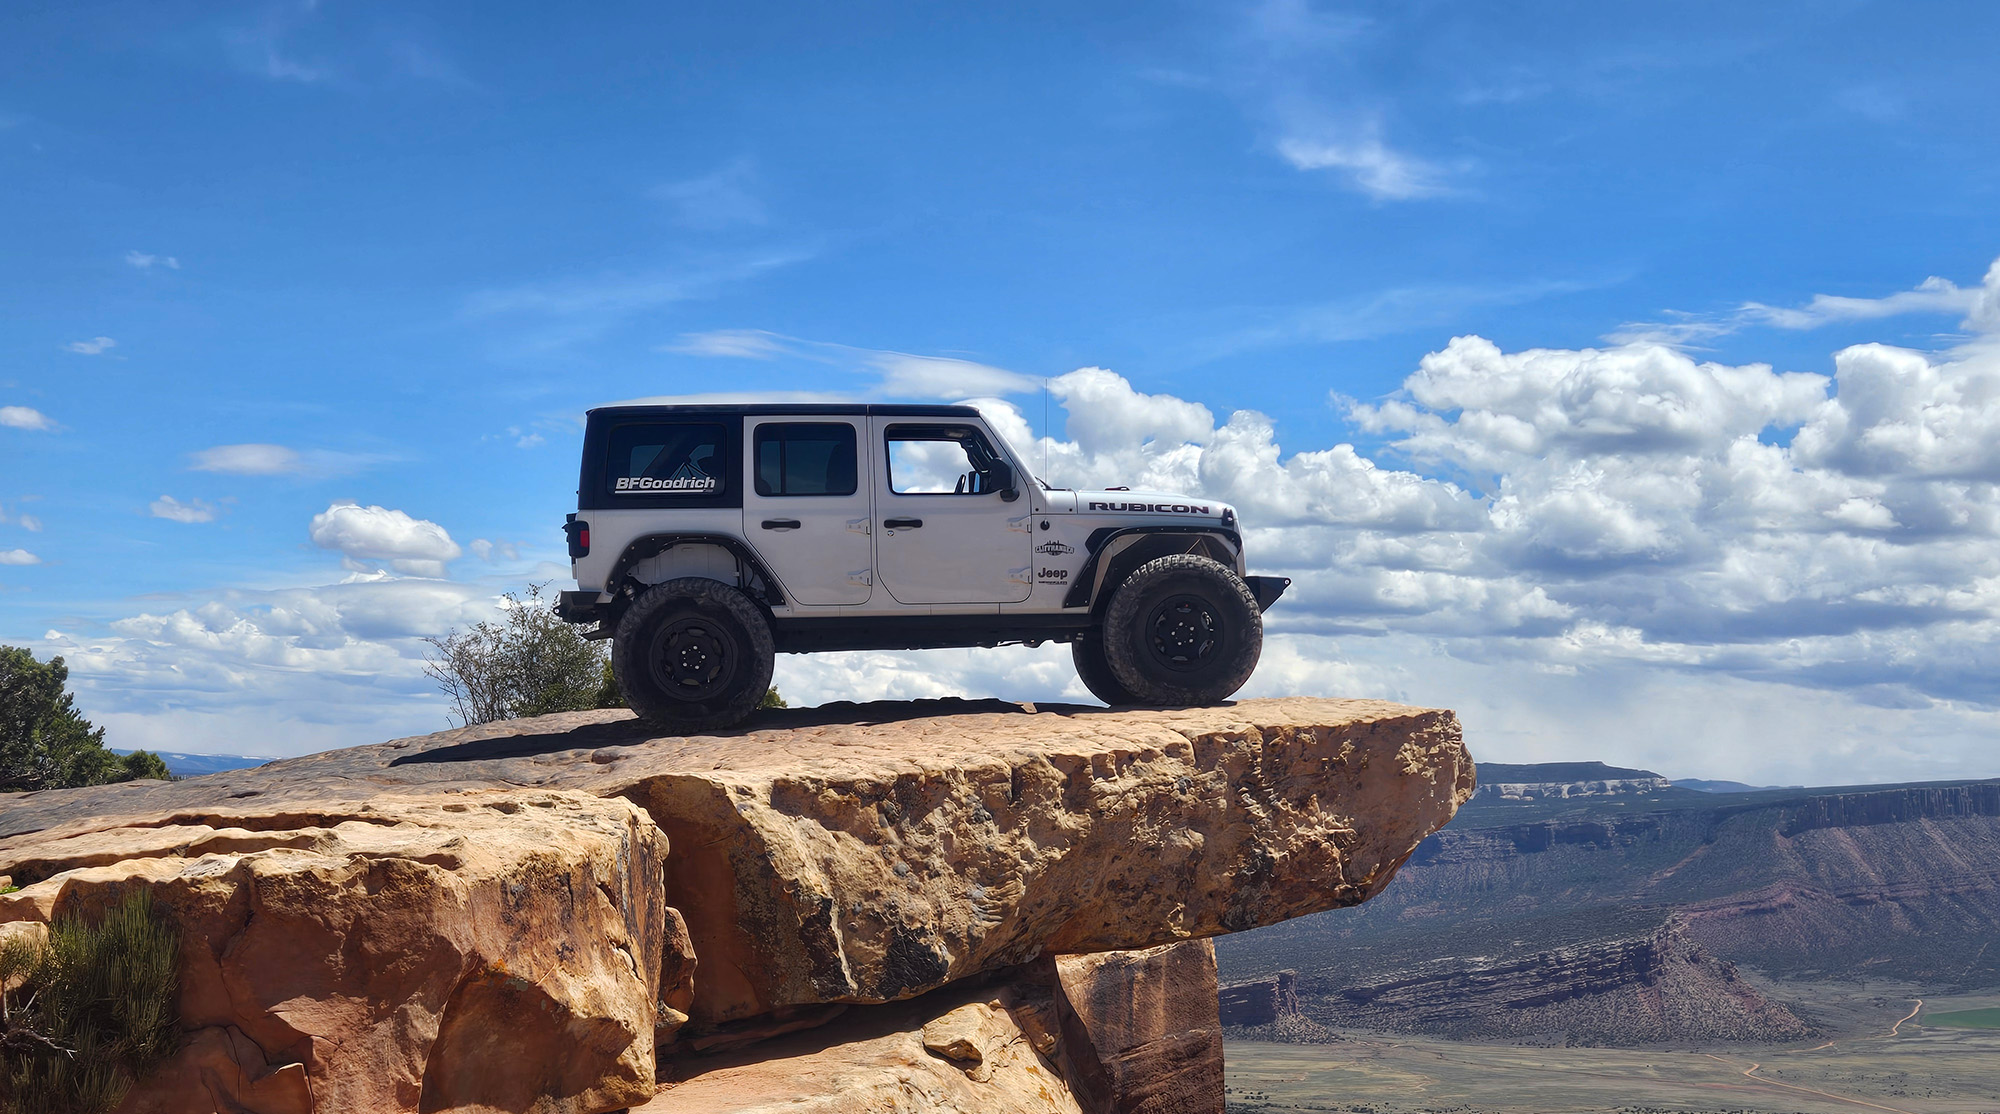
[848, 568, 873, 586]
[847, 518, 871, 535]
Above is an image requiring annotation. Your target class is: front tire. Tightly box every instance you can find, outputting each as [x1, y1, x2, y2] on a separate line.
[1071, 633, 1141, 706]
[613, 578, 775, 732]
[1101, 555, 1262, 705]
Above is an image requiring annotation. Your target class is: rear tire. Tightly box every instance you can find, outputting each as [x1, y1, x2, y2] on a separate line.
[613, 578, 775, 732]
[1101, 555, 1262, 705]
[1071, 633, 1142, 706]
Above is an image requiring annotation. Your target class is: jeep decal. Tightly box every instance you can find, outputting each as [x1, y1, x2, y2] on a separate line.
[1035, 540, 1075, 555]
[1037, 567, 1070, 582]
[1086, 501, 1212, 514]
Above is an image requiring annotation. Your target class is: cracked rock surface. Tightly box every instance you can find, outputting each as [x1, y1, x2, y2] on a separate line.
[0, 697, 1469, 1114]
[1, 790, 672, 1114]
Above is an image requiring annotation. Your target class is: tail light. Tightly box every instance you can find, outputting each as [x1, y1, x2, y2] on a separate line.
[564, 514, 590, 559]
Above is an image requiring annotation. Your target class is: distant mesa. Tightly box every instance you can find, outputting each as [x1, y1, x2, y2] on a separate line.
[1471, 760, 1671, 801]
[110, 748, 270, 778]
[1674, 777, 1802, 793]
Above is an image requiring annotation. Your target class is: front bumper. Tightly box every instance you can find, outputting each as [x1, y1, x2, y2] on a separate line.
[1244, 575, 1291, 612]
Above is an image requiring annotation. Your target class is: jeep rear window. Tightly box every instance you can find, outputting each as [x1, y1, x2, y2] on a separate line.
[606, 422, 727, 497]
[755, 422, 858, 496]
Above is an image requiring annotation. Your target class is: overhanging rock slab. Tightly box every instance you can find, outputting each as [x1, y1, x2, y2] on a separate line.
[583, 699, 1469, 1023]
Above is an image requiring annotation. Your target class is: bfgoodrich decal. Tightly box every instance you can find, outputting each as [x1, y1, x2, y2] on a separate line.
[615, 475, 719, 493]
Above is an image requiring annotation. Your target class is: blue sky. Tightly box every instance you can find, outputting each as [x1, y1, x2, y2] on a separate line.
[4, 1, 1999, 781]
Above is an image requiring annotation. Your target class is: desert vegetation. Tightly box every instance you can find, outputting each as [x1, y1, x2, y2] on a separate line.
[0, 889, 180, 1114]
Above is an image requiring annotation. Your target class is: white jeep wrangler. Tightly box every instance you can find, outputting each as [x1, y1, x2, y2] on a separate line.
[557, 402, 1288, 729]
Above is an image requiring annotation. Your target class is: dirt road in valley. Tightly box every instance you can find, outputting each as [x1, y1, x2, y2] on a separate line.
[1701, 1052, 1921, 1114]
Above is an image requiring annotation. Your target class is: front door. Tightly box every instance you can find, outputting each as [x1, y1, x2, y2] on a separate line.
[742, 417, 875, 605]
[872, 419, 1032, 604]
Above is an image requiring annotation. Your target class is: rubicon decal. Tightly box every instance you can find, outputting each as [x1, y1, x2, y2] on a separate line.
[1035, 540, 1075, 556]
[615, 475, 720, 493]
[1087, 501, 1212, 514]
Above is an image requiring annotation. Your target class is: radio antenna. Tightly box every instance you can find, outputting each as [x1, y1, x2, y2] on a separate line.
[1043, 377, 1051, 487]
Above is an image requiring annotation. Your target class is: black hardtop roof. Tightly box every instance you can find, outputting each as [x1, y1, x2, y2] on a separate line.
[585, 402, 983, 419]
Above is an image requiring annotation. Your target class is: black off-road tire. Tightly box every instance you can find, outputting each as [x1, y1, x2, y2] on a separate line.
[1071, 632, 1142, 706]
[613, 578, 775, 732]
[1101, 554, 1262, 705]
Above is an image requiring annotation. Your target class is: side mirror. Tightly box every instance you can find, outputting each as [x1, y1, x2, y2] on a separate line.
[991, 461, 1020, 501]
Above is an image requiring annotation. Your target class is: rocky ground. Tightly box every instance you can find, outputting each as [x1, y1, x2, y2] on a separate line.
[0, 696, 1470, 1114]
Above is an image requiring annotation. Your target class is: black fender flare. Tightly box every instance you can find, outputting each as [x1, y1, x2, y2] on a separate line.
[1061, 526, 1242, 614]
[607, 533, 787, 608]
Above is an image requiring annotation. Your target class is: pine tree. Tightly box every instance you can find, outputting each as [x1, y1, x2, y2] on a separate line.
[0, 648, 169, 792]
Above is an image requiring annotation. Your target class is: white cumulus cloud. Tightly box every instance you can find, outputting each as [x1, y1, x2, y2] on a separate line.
[0, 407, 53, 431]
[468, 538, 520, 562]
[1276, 132, 1447, 200]
[150, 496, 218, 524]
[189, 443, 302, 475]
[0, 549, 40, 566]
[667, 329, 1038, 398]
[309, 501, 462, 578]
[1612, 256, 2000, 345]
[64, 336, 116, 355]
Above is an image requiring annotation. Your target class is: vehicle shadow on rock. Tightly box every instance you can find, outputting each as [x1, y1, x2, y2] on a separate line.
[386, 698, 1215, 767]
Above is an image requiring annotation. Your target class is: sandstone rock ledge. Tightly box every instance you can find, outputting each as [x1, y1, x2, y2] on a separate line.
[0, 697, 1470, 1114]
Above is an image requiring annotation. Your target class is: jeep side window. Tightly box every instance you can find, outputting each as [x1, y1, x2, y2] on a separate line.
[605, 422, 727, 497]
[755, 423, 858, 496]
[885, 425, 1003, 495]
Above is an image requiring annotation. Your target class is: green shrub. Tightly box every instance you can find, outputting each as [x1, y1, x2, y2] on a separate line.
[424, 584, 613, 725]
[0, 889, 180, 1114]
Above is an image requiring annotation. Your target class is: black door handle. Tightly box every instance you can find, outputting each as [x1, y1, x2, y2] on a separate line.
[761, 519, 801, 530]
[883, 517, 924, 529]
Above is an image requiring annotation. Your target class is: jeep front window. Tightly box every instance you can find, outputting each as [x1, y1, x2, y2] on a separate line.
[886, 428, 998, 495]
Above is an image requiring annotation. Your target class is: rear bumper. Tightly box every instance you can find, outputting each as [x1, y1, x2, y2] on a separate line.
[555, 590, 612, 626]
[1244, 575, 1291, 612]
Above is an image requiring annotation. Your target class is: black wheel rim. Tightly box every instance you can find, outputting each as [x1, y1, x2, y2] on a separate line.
[649, 616, 739, 701]
[1144, 594, 1221, 673]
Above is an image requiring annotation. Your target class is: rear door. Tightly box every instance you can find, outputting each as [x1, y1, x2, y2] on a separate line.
[871, 419, 1032, 604]
[742, 417, 875, 605]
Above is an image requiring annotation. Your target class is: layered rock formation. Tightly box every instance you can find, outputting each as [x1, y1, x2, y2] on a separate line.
[1052, 941, 1222, 1114]
[1218, 773, 2000, 1047]
[0, 697, 1470, 1113]
[639, 938, 1222, 1114]
[1218, 971, 1298, 1028]
[1302, 920, 1814, 1045]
